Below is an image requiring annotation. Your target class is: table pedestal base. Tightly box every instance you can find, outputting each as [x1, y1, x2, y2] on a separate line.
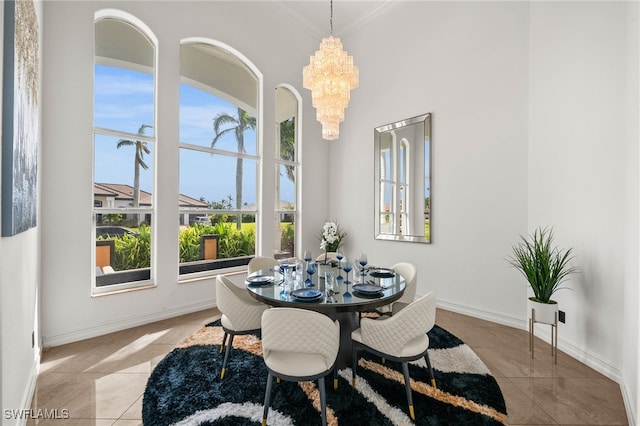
[329, 311, 359, 368]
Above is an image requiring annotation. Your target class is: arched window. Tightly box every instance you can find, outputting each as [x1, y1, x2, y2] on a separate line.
[93, 12, 156, 293]
[178, 40, 261, 277]
[274, 86, 301, 259]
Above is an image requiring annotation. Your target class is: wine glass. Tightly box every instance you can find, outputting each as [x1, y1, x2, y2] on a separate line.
[342, 259, 353, 284]
[303, 250, 312, 263]
[359, 253, 368, 277]
[335, 248, 344, 278]
[306, 260, 317, 287]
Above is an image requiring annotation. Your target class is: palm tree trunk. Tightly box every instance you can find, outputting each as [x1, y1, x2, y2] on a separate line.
[133, 157, 140, 224]
[235, 157, 243, 230]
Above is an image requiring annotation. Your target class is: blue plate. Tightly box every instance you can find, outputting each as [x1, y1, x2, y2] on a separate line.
[369, 268, 395, 278]
[247, 275, 275, 287]
[352, 284, 383, 294]
[291, 288, 322, 300]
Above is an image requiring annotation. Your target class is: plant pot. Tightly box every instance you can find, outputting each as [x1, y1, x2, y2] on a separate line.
[527, 297, 558, 325]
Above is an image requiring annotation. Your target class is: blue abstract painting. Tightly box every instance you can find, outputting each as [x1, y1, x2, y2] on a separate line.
[2, 0, 39, 236]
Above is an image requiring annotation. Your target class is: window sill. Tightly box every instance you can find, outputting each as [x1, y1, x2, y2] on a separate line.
[91, 281, 156, 297]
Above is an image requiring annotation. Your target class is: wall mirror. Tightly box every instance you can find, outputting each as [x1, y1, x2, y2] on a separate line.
[374, 113, 431, 243]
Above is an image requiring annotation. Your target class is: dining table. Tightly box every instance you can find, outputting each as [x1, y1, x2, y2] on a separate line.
[245, 264, 406, 367]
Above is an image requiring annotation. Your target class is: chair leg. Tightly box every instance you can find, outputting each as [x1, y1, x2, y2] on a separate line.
[424, 352, 437, 389]
[333, 366, 339, 390]
[220, 332, 228, 354]
[402, 362, 415, 420]
[261, 373, 273, 426]
[221, 334, 235, 379]
[351, 347, 358, 388]
[318, 376, 327, 426]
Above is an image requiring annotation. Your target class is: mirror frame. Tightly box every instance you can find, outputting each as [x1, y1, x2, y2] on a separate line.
[374, 113, 431, 243]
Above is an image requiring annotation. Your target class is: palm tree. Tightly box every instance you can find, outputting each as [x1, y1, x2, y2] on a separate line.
[212, 108, 256, 229]
[279, 118, 296, 182]
[117, 124, 152, 223]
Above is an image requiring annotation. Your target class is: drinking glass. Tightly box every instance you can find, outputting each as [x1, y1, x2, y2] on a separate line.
[325, 271, 335, 302]
[282, 268, 294, 296]
[306, 260, 317, 287]
[343, 259, 353, 284]
[295, 260, 304, 288]
[279, 262, 289, 295]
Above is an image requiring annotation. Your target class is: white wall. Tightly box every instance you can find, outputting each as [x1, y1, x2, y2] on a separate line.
[335, 1, 530, 325]
[0, 0, 43, 420]
[528, 1, 639, 420]
[331, 1, 638, 421]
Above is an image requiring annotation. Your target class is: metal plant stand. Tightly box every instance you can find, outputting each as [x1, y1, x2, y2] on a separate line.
[529, 308, 558, 364]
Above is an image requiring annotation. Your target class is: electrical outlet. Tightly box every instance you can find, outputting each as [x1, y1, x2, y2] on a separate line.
[558, 311, 566, 323]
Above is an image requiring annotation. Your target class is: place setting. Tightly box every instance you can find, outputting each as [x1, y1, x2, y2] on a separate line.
[289, 288, 324, 303]
[352, 282, 385, 298]
[246, 274, 276, 287]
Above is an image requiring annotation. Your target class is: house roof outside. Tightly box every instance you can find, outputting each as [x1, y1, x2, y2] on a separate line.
[94, 183, 208, 208]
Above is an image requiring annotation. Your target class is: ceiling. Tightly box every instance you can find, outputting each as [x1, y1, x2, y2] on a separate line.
[271, 1, 393, 39]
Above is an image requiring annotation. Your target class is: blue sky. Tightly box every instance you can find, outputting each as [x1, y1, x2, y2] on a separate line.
[93, 65, 286, 206]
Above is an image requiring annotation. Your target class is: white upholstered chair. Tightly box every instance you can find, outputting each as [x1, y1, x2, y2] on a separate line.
[351, 291, 437, 421]
[260, 308, 340, 426]
[377, 262, 417, 315]
[216, 275, 269, 379]
[248, 256, 279, 274]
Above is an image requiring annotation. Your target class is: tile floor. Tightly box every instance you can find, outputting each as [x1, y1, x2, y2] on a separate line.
[27, 308, 628, 425]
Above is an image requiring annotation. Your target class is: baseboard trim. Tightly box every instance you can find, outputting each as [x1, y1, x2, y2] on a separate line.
[621, 380, 638, 426]
[436, 298, 526, 330]
[436, 297, 634, 425]
[436, 297, 623, 380]
[14, 350, 40, 426]
[42, 299, 216, 348]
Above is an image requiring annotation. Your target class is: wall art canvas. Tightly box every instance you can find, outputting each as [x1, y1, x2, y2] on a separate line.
[2, 0, 39, 236]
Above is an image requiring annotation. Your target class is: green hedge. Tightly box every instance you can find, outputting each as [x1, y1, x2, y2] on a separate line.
[102, 223, 259, 270]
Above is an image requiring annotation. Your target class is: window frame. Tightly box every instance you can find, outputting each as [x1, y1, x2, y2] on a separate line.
[92, 11, 158, 295]
[274, 85, 302, 260]
[177, 39, 263, 281]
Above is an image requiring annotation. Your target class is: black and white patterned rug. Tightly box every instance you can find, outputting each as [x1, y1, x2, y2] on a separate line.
[142, 318, 507, 425]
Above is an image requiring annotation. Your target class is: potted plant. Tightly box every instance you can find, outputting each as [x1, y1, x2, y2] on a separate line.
[507, 227, 577, 324]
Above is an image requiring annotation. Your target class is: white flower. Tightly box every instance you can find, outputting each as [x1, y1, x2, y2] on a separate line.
[319, 221, 345, 251]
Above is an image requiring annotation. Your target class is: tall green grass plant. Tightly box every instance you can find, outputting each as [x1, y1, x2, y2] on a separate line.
[507, 227, 577, 303]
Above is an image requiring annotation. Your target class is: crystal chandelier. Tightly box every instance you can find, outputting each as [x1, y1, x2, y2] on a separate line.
[303, 0, 359, 140]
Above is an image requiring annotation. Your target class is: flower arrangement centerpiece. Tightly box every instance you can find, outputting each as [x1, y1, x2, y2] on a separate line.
[319, 221, 346, 265]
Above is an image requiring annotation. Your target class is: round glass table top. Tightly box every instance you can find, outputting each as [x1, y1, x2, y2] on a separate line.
[245, 266, 406, 314]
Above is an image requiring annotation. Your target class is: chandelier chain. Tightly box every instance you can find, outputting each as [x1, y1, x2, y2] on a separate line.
[303, 0, 359, 140]
[330, 0, 333, 36]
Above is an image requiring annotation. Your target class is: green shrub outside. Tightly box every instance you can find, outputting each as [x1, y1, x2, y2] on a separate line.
[113, 224, 151, 270]
[103, 222, 295, 270]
